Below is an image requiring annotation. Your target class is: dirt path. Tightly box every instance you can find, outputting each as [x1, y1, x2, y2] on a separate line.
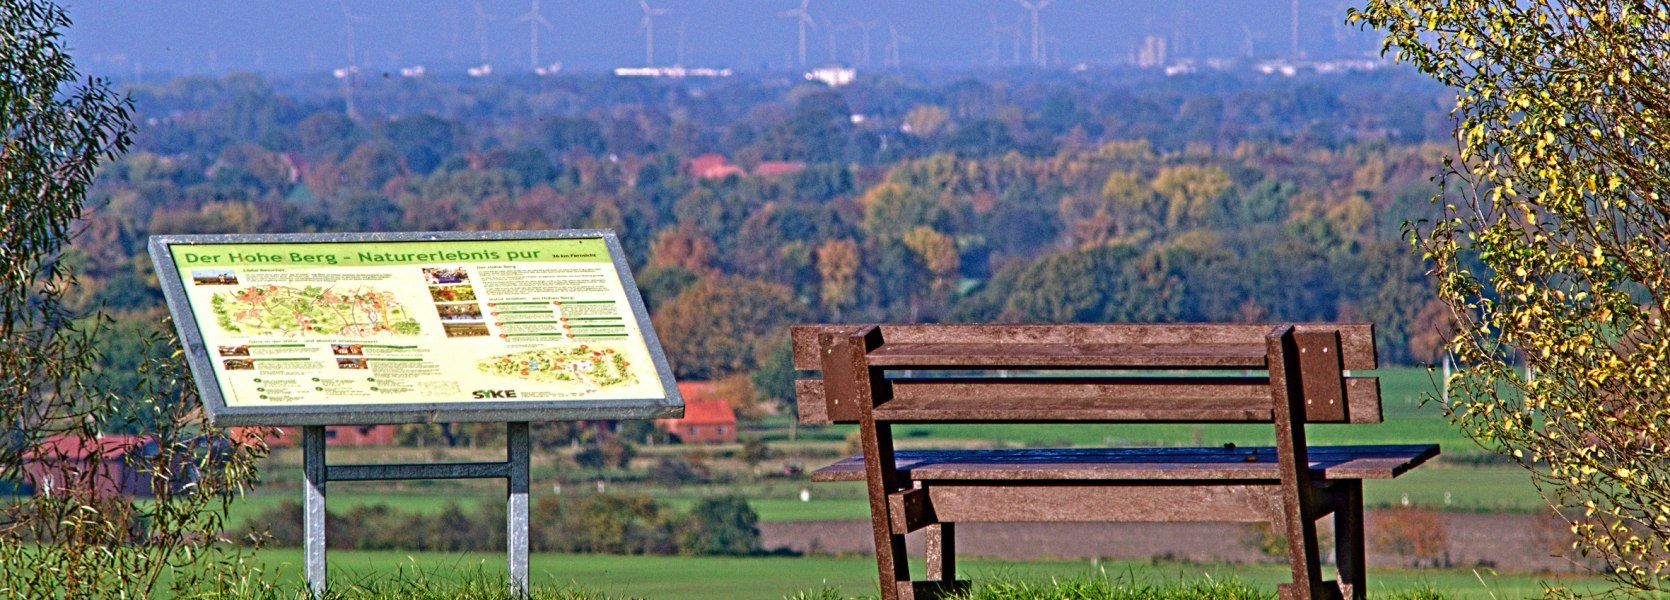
[761, 510, 1593, 574]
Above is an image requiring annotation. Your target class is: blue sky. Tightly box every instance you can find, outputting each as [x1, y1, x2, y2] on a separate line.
[67, 0, 1382, 77]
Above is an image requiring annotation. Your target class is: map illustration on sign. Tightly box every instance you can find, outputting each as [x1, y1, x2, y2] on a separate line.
[478, 344, 637, 391]
[150, 231, 681, 426]
[209, 284, 422, 337]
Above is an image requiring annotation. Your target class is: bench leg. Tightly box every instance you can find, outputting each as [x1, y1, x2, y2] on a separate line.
[874, 531, 911, 600]
[1334, 481, 1367, 600]
[1274, 512, 1330, 600]
[926, 522, 955, 582]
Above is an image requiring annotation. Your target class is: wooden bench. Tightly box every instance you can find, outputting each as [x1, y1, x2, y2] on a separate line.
[791, 323, 1439, 600]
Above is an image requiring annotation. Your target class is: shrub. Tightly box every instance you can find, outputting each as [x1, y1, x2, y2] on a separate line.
[1357, 0, 1670, 590]
[1372, 507, 1451, 568]
[677, 495, 761, 556]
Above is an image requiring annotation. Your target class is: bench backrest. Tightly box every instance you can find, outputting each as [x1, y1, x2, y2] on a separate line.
[791, 323, 1381, 426]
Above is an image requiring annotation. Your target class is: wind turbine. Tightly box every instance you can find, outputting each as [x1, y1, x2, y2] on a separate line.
[988, 12, 1015, 65]
[850, 19, 880, 67]
[338, 1, 365, 119]
[677, 18, 689, 66]
[1015, 0, 1054, 68]
[516, 0, 554, 69]
[639, 0, 670, 66]
[1290, 0, 1304, 59]
[884, 21, 910, 68]
[473, 1, 497, 73]
[339, 0, 366, 68]
[823, 18, 842, 64]
[781, 0, 816, 67]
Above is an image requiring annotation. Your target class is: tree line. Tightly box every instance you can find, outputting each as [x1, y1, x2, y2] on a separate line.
[73, 68, 1455, 408]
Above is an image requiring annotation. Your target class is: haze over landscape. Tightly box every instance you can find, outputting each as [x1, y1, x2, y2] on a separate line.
[69, 0, 1382, 78]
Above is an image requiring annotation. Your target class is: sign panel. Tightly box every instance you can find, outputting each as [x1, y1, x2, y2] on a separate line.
[149, 230, 681, 426]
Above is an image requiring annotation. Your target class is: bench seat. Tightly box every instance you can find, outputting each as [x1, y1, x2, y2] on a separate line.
[812, 444, 1439, 483]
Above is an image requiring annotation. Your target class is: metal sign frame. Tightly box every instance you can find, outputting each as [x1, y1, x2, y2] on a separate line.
[301, 423, 532, 597]
[148, 229, 682, 426]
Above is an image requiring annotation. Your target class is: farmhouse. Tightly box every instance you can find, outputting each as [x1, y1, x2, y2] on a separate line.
[657, 381, 737, 443]
[22, 434, 157, 498]
[237, 425, 397, 448]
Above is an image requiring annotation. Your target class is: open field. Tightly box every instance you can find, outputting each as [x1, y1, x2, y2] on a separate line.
[238, 550, 1610, 600]
[231, 367, 1544, 534]
[228, 460, 1545, 535]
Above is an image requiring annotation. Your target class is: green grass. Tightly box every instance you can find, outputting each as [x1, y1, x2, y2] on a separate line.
[231, 550, 1610, 600]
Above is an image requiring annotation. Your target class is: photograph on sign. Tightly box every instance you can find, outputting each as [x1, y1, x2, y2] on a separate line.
[149, 231, 679, 425]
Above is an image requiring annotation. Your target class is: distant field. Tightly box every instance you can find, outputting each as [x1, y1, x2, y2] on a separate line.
[230, 460, 1546, 535]
[239, 550, 1611, 600]
[232, 367, 1543, 534]
[228, 482, 876, 529]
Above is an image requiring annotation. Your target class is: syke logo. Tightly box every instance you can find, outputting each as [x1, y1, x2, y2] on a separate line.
[472, 389, 519, 399]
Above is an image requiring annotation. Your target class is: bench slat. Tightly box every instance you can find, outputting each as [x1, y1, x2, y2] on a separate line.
[923, 483, 1285, 524]
[790, 323, 1378, 371]
[863, 342, 1269, 368]
[795, 376, 1383, 424]
[810, 444, 1438, 482]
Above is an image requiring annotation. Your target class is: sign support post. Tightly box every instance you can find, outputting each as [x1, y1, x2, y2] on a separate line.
[507, 421, 530, 595]
[304, 425, 326, 599]
[301, 422, 534, 598]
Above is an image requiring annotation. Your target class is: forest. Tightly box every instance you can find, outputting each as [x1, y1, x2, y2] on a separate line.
[73, 67, 1456, 407]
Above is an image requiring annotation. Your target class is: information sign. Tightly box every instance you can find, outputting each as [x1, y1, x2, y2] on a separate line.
[149, 230, 681, 426]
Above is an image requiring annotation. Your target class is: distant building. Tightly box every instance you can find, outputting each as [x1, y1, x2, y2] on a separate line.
[686, 154, 803, 180]
[805, 66, 856, 87]
[614, 66, 734, 79]
[687, 153, 745, 179]
[22, 434, 157, 498]
[657, 382, 737, 444]
[752, 160, 806, 178]
[236, 425, 397, 449]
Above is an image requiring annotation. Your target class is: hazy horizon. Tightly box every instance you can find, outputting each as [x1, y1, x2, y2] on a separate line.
[68, 0, 1384, 79]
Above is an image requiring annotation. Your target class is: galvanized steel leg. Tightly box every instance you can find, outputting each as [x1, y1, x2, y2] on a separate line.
[303, 425, 327, 599]
[507, 422, 531, 597]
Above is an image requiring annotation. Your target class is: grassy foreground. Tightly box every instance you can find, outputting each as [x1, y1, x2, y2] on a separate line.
[215, 550, 1607, 600]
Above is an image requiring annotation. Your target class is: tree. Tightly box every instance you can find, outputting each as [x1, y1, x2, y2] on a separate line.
[2, 1, 263, 595]
[815, 239, 859, 319]
[653, 277, 807, 379]
[981, 244, 1181, 324]
[1151, 164, 1234, 231]
[382, 114, 463, 175]
[1358, 0, 1670, 589]
[861, 182, 946, 240]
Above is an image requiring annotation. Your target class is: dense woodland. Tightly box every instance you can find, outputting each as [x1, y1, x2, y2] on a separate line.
[74, 67, 1457, 409]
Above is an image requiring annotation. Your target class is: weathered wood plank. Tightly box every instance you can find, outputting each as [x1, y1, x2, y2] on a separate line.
[795, 376, 1383, 425]
[790, 323, 1377, 371]
[923, 482, 1289, 523]
[864, 342, 1269, 368]
[888, 488, 936, 534]
[1296, 330, 1347, 422]
[809, 445, 1440, 482]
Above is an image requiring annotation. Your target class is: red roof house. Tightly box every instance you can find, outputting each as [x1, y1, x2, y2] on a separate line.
[22, 434, 157, 498]
[752, 160, 806, 177]
[687, 153, 746, 180]
[232, 425, 397, 449]
[657, 382, 738, 443]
